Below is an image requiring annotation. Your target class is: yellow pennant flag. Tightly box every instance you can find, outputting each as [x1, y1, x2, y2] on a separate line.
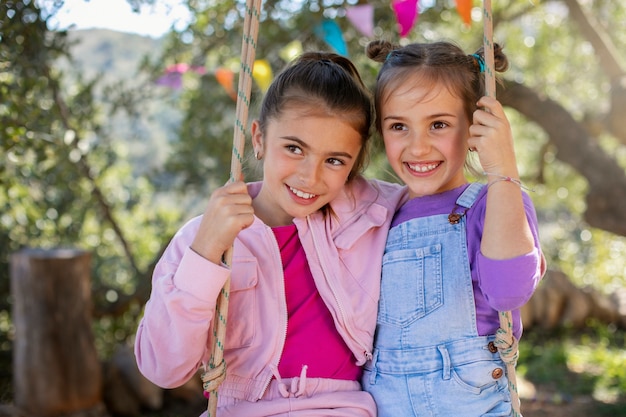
[252, 59, 273, 93]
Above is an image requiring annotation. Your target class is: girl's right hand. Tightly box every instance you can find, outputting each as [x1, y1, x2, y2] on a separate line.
[190, 181, 255, 264]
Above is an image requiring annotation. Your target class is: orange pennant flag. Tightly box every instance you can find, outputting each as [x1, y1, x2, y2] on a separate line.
[455, 0, 472, 26]
[215, 67, 237, 100]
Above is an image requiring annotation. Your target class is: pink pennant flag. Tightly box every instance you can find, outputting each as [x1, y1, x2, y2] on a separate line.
[155, 63, 207, 89]
[346, 4, 374, 38]
[392, 0, 419, 37]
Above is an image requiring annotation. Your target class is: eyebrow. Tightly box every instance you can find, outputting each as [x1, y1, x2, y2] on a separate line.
[428, 112, 457, 119]
[383, 112, 457, 121]
[280, 136, 355, 160]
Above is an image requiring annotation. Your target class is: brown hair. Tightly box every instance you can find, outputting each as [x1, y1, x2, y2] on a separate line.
[256, 52, 373, 182]
[366, 40, 509, 133]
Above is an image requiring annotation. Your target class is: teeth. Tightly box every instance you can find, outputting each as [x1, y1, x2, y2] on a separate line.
[407, 162, 439, 173]
[289, 186, 316, 199]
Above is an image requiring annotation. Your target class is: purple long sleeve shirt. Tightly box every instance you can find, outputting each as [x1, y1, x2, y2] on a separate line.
[391, 183, 544, 339]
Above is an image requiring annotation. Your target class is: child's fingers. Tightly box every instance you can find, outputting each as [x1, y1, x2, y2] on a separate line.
[476, 96, 504, 116]
[191, 182, 255, 263]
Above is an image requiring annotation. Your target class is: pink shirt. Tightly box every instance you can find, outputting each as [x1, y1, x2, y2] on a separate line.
[274, 224, 361, 381]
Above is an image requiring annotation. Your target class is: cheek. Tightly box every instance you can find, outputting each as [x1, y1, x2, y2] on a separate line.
[326, 170, 352, 195]
[448, 141, 468, 165]
[383, 137, 399, 157]
[444, 134, 467, 158]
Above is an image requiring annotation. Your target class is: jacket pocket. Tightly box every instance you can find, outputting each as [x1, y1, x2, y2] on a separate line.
[333, 203, 387, 250]
[224, 257, 258, 349]
[377, 244, 443, 327]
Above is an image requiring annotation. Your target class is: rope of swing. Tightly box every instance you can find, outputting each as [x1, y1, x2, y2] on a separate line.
[201, 0, 262, 415]
[482, 1, 522, 415]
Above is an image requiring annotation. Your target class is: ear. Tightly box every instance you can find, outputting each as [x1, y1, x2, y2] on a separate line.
[250, 120, 263, 152]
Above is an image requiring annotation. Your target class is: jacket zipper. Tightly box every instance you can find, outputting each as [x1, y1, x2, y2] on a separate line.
[259, 225, 289, 399]
[306, 216, 372, 363]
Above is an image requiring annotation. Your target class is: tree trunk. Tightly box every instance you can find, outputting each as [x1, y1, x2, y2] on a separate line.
[10, 248, 105, 417]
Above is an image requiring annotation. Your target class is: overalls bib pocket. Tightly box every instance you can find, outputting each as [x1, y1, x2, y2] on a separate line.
[378, 244, 443, 327]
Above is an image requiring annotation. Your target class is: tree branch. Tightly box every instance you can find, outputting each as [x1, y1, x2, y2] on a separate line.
[499, 80, 626, 237]
[563, 0, 624, 80]
[563, 0, 626, 143]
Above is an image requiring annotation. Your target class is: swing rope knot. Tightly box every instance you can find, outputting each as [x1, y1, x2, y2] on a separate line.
[201, 360, 227, 393]
[494, 326, 519, 366]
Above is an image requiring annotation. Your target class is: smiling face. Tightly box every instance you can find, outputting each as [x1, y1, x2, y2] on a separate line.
[251, 106, 363, 226]
[381, 76, 470, 199]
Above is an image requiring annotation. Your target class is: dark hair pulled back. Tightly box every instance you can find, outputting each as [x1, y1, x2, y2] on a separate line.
[257, 52, 373, 181]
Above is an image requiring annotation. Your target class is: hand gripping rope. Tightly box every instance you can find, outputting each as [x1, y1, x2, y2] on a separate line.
[483, 1, 523, 415]
[201, 0, 262, 415]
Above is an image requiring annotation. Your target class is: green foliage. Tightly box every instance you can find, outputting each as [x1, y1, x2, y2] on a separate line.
[1, 1, 182, 368]
[520, 323, 626, 412]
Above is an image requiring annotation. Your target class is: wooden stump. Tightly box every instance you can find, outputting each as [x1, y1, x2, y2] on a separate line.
[10, 248, 104, 417]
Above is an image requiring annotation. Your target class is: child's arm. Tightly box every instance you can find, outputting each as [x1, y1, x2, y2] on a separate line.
[475, 192, 544, 311]
[135, 241, 229, 388]
[135, 181, 254, 388]
[468, 96, 535, 260]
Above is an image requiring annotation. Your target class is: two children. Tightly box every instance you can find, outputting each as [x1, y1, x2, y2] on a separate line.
[136, 39, 545, 417]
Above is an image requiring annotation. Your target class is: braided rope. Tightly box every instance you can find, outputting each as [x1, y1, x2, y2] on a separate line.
[496, 311, 522, 417]
[482, 0, 496, 99]
[482, 2, 522, 415]
[206, 0, 262, 415]
[201, 359, 227, 393]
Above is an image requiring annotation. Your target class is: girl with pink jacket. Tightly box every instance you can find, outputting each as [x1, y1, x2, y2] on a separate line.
[135, 52, 406, 416]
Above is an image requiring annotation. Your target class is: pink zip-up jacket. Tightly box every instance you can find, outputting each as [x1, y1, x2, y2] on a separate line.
[135, 176, 407, 402]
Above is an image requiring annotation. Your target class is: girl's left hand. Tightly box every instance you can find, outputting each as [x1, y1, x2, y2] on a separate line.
[468, 96, 519, 177]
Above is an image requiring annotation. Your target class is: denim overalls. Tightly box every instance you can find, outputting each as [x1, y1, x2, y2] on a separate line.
[363, 183, 512, 417]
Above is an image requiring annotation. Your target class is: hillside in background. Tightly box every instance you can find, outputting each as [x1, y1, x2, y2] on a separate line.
[66, 28, 162, 83]
[59, 29, 181, 177]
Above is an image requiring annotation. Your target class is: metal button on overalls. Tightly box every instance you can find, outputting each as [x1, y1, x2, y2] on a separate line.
[492, 368, 504, 379]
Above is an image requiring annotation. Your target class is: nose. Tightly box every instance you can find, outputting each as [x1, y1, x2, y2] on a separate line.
[408, 131, 431, 156]
[297, 158, 321, 187]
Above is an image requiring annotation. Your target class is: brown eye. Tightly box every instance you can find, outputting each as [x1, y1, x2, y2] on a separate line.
[327, 157, 345, 166]
[286, 144, 302, 154]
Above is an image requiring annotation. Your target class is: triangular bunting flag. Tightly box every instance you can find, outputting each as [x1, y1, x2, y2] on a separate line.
[455, 0, 473, 26]
[253, 59, 273, 93]
[392, 0, 419, 37]
[215, 67, 236, 101]
[346, 4, 374, 38]
[315, 20, 348, 56]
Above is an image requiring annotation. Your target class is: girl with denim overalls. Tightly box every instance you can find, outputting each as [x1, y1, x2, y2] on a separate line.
[362, 40, 546, 416]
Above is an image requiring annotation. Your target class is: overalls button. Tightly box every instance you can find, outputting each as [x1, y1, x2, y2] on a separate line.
[491, 368, 504, 379]
[487, 341, 498, 353]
